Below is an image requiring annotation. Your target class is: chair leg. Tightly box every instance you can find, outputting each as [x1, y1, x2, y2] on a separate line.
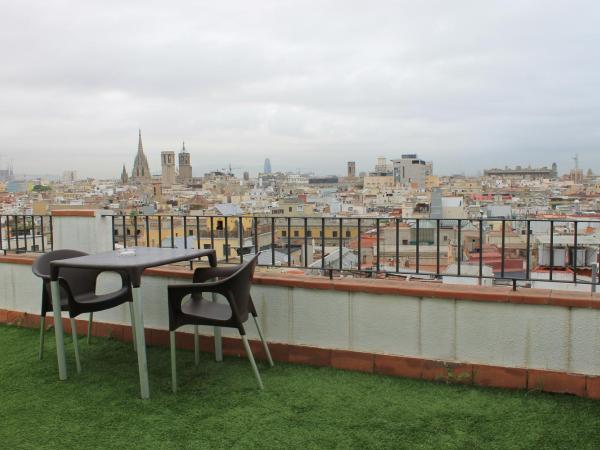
[241, 335, 264, 390]
[70, 318, 82, 374]
[194, 325, 200, 366]
[87, 312, 93, 344]
[253, 316, 274, 367]
[38, 316, 46, 360]
[129, 303, 137, 352]
[170, 331, 177, 393]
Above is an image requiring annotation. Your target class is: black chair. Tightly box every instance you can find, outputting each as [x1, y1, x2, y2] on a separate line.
[167, 253, 273, 391]
[32, 249, 134, 372]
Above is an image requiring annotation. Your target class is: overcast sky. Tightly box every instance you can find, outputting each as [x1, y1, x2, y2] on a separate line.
[1, 0, 599, 179]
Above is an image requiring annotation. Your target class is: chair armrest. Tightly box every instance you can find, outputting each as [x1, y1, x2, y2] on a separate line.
[167, 280, 232, 326]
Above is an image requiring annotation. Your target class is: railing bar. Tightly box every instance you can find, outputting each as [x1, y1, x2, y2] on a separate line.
[395, 218, 400, 273]
[271, 217, 276, 266]
[183, 216, 188, 249]
[133, 215, 138, 246]
[158, 215, 162, 248]
[339, 218, 343, 272]
[210, 216, 215, 250]
[457, 219, 461, 277]
[436, 219, 440, 276]
[287, 217, 291, 267]
[193, 216, 198, 249]
[479, 219, 483, 279]
[145, 215, 150, 247]
[170, 215, 175, 248]
[7, 215, 11, 251]
[253, 217, 258, 255]
[357, 218, 362, 272]
[32, 216, 36, 252]
[321, 218, 325, 270]
[122, 215, 127, 249]
[14, 215, 19, 251]
[40, 216, 45, 253]
[376, 218, 380, 272]
[0, 216, 5, 253]
[416, 219, 420, 274]
[22, 215, 28, 252]
[239, 216, 244, 263]
[500, 220, 505, 278]
[549, 220, 554, 281]
[49, 216, 53, 251]
[573, 220, 578, 283]
[225, 216, 229, 263]
[526, 220, 531, 280]
[304, 217, 308, 268]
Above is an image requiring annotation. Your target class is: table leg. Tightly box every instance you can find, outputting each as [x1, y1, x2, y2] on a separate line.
[132, 286, 150, 399]
[50, 280, 68, 380]
[212, 291, 223, 362]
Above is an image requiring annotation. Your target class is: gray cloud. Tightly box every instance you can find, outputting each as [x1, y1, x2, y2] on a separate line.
[1, 0, 599, 178]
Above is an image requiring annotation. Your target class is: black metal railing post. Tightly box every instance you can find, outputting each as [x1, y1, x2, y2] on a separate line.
[304, 217, 308, 268]
[239, 216, 244, 263]
[415, 219, 420, 274]
[549, 220, 554, 281]
[376, 218, 380, 272]
[573, 220, 578, 283]
[500, 220, 506, 279]
[395, 218, 400, 273]
[122, 215, 127, 248]
[338, 218, 343, 271]
[271, 217, 276, 266]
[357, 218, 362, 272]
[457, 219, 461, 276]
[145, 215, 150, 247]
[170, 215, 175, 248]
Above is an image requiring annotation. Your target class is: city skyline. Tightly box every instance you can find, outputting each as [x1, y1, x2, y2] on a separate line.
[2, 1, 600, 177]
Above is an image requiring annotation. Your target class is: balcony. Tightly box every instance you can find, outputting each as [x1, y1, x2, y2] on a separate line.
[1, 210, 600, 408]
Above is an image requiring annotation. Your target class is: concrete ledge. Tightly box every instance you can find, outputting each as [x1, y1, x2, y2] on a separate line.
[1, 308, 597, 400]
[2, 254, 599, 309]
[51, 210, 97, 217]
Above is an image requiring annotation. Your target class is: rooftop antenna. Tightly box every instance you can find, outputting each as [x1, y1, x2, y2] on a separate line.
[573, 154, 579, 171]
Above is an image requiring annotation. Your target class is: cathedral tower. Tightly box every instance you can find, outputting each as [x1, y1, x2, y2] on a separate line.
[131, 130, 151, 184]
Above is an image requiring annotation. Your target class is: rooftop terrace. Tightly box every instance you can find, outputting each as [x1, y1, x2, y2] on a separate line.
[3, 324, 600, 449]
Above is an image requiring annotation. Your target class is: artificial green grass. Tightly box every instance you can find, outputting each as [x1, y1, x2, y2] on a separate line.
[2, 324, 600, 449]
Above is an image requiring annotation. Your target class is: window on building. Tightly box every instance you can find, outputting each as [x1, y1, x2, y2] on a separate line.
[307, 230, 312, 237]
[203, 244, 211, 249]
[294, 230, 299, 237]
[288, 207, 292, 212]
[136, 229, 141, 236]
[403, 239, 408, 245]
[189, 229, 194, 236]
[216, 220, 223, 230]
[332, 231, 338, 238]
[282, 230, 287, 237]
[345, 230, 351, 238]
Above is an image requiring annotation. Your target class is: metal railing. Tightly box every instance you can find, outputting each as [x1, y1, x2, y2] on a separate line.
[108, 214, 600, 290]
[0, 215, 53, 254]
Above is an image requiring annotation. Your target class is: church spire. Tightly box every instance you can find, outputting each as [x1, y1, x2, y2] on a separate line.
[138, 129, 144, 154]
[181, 141, 187, 153]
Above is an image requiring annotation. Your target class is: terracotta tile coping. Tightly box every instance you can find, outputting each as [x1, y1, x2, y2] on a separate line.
[2, 254, 599, 309]
[51, 210, 97, 217]
[1, 308, 598, 400]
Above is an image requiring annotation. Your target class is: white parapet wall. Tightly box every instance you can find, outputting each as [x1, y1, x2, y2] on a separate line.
[3, 258, 600, 376]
